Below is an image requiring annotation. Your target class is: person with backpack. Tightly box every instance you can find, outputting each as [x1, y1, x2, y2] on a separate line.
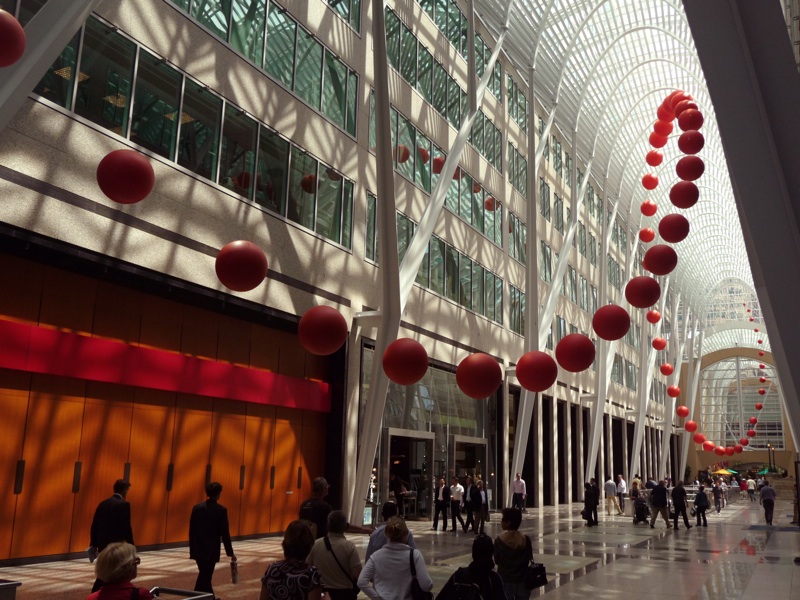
[436, 534, 506, 600]
[493, 508, 531, 600]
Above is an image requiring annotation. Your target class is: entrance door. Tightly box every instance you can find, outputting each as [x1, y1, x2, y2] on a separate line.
[385, 428, 434, 519]
[452, 435, 488, 504]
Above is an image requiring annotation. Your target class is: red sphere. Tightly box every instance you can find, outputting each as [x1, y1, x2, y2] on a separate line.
[759, 363, 766, 369]
[685, 420, 698, 433]
[702, 440, 715, 452]
[758, 388, 766, 395]
[641, 200, 658, 216]
[644, 244, 678, 276]
[394, 144, 410, 164]
[674, 99, 699, 117]
[725, 446, 735, 457]
[516, 351, 559, 392]
[96, 149, 155, 204]
[656, 104, 674, 122]
[484, 196, 497, 211]
[676, 405, 689, 418]
[755, 403, 764, 410]
[676, 156, 705, 181]
[625, 276, 661, 308]
[301, 174, 318, 193]
[757, 339, 763, 344]
[592, 304, 631, 341]
[646, 150, 664, 167]
[669, 91, 693, 111]
[670, 181, 699, 209]
[473, 182, 482, 194]
[660, 363, 674, 376]
[693, 433, 706, 444]
[740, 437, 749, 446]
[456, 353, 502, 399]
[677, 130, 705, 154]
[325, 168, 342, 181]
[652, 337, 667, 350]
[0, 10, 25, 68]
[418, 147, 430, 163]
[734, 444, 743, 454]
[653, 120, 673, 137]
[642, 173, 659, 190]
[749, 416, 758, 425]
[747, 308, 751, 312]
[647, 310, 662, 324]
[759, 351, 765, 356]
[298, 306, 348, 356]
[750, 317, 755, 322]
[452, 167, 464, 181]
[555, 334, 596, 373]
[432, 155, 445, 174]
[649, 132, 668, 148]
[760, 376, 766, 383]
[669, 387, 682, 399]
[215, 240, 268, 292]
[714, 445, 725, 456]
[639, 228, 656, 243]
[659, 214, 690, 243]
[383, 338, 428, 385]
[754, 328, 759, 333]
[678, 109, 704, 131]
[747, 429, 756, 438]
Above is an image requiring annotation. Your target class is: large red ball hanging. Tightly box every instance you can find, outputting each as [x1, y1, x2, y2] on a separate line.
[685, 420, 698, 433]
[456, 353, 502, 399]
[649, 132, 668, 148]
[693, 433, 706, 444]
[714, 446, 725, 456]
[676, 405, 689, 418]
[725, 446, 736, 457]
[646, 150, 663, 167]
[678, 109, 704, 132]
[383, 338, 428, 385]
[516, 351, 559, 392]
[660, 363, 674, 376]
[669, 386, 682, 399]
[555, 334, 596, 373]
[592, 304, 631, 341]
[641, 200, 658, 216]
[625, 276, 661, 308]
[96, 149, 155, 204]
[757, 339, 763, 344]
[678, 130, 705, 154]
[702, 440, 715, 452]
[674, 99, 699, 117]
[659, 214, 690, 243]
[670, 181, 699, 209]
[734, 444, 743, 454]
[747, 429, 756, 438]
[432, 155, 445, 174]
[653, 120, 673, 137]
[755, 402, 763, 410]
[656, 104, 674, 122]
[740, 437, 749, 446]
[0, 10, 25, 67]
[759, 363, 766, 369]
[646, 310, 661, 324]
[759, 351, 765, 356]
[669, 91, 693, 111]
[758, 388, 766, 395]
[644, 245, 678, 276]
[639, 228, 656, 243]
[652, 337, 667, 350]
[676, 156, 705, 181]
[298, 306, 348, 356]
[642, 174, 659, 190]
[759, 376, 766, 383]
[215, 240, 268, 292]
[749, 416, 758, 425]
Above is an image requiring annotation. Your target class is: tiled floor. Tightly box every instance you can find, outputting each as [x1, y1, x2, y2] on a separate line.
[2, 495, 799, 600]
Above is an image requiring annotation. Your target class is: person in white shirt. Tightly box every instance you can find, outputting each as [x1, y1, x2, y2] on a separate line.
[747, 477, 757, 501]
[450, 477, 466, 532]
[617, 475, 628, 512]
[511, 473, 527, 512]
[604, 477, 623, 516]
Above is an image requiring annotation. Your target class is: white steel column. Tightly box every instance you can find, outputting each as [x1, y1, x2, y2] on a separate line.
[657, 292, 685, 479]
[678, 322, 703, 481]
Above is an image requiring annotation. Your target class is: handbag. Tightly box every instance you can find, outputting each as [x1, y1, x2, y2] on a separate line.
[690, 507, 697, 517]
[323, 536, 359, 599]
[523, 536, 548, 590]
[580, 508, 590, 520]
[409, 548, 433, 600]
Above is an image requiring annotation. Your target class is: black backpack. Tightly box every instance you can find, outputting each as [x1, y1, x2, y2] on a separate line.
[451, 568, 484, 600]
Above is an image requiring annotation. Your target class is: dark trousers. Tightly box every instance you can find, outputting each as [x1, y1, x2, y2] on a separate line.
[512, 492, 524, 511]
[673, 505, 691, 528]
[433, 500, 449, 530]
[473, 505, 487, 533]
[588, 505, 598, 526]
[618, 492, 625, 511]
[464, 503, 474, 531]
[763, 498, 775, 525]
[194, 559, 217, 596]
[451, 501, 465, 530]
[326, 588, 359, 600]
[695, 507, 708, 526]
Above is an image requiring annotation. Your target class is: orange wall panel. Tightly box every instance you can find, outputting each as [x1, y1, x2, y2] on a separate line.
[279, 336, 307, 379]
[208, 400, 246, 535]
[0, 255, 44, 324]
[138, 296, 184, 353]
[250, 327, 281, 372]
[181, 306, 220, 360]
[92, 282, 143, 343]
[240, 403, 276, 535]
[299, 410, 327, 500]
[272, 407, 303, 530]
[217, 317, 252, 367]
[38, 268, 97, 333]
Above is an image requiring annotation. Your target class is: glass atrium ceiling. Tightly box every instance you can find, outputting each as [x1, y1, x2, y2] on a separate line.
[475, 0, 761, 354]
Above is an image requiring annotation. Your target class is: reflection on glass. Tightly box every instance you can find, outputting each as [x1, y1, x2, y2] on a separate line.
[396, 114, 415, 182]
[315, 175, 343, 243]
[430, 237, 444, 295]
[131, 50, 182, 159]
[295, 30, 322, 109]
[385, 8, 400, 69]
[17, 0, 46, 25]
[265, 5, 296, 88]
[417, 46, 433, 101]
[256, 127, 288, 214]
[322, 52, 347, 130]
[287, 146, 317, 230]
[193, 0, 231, 40]
[220, 105, 258, 198]
[400, 24, 417, 85]
[459, 255, 472, 309]
[33, 31, 80, 109]
[178, 79, 222, 181]
[230, 0, 266, 64]
[472, 263, 484, 315]
[366, 193, 377, 262]
[346, 71, 357, 136]
[341, 180, 353, 248]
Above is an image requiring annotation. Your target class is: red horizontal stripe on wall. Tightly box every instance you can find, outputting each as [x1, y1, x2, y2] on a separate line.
[0, 319, 330, 412]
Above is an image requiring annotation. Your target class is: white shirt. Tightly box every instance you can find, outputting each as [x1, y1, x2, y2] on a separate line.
[437, 485, 447, 501]
[617, 479, 627, 494]
[512, 478, 526, 495]
[450, 483, 464, 502]
[358, 542, 433, 600]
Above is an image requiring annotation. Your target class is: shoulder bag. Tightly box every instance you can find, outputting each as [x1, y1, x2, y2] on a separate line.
[409, 548, 434, 600]
[323, 536, 359, 600]
[522, 535, 548, 590]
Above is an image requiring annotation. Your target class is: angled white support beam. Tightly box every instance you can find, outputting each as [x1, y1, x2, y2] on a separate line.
[678, 321, 702, 480]
[0, 0, 101, 133]
[658, 291, 684, 480]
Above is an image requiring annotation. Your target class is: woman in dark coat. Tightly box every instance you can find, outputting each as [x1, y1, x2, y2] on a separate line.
[584, 480, 600, 526]
[437, 534, 506, 600]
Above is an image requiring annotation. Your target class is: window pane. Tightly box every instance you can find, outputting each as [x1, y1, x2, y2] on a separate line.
[445, 246, 459, 302]
[415, 134, 432, 192]
[74, 18, 136, 136]
[385, 8, 400, 69]
[416, 242, 429, 287]
[316, 177, 343, 243]
[472, 263, 484, 315]
[417, 46, 433, 101]
[350, 0, 361, 31]
[177, 79, 223, 181]
[230, 0, 266, 64]
[484, 272, 495, 320]
[346, 71, 357, 136]
[430, 237, 445, 295]
[432, 63, 447, 117]
[193, 0, 231, 40]
[131, 50, 182, 160]
[459, 256, 472, 309]
[431, 146, 444, 194]
[17, 0, 47, 25]
[366, 193, 377, 261]
[265, 5, 296, 88]
[434, 0, 448, 33]
[256, 126, 289, 214]
[495, 276, 503, 323]
[396, 114, 415, 181]
[295, 30, 322, 109]
[33, 30, 80, 109]
[459, 175, 473, 224]
[447, 75, 460, 127]
[400, 24, 416, 85]
[220, 104, 258, 198]
[287, 146, 318, 229]
[341, 179, 353, 249]
[447, 2, 460, 48]
[322, 51, 347, 129]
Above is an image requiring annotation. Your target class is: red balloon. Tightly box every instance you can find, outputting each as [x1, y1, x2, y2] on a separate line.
[0, 10, 25, 67]
[758, 388, 766, 395]
[418, 147, 430, 163]
[676, 405, 689, 418]
[298, 306, 348, 356]
[652, 337, 667, 350]
[747, 308, 751, 312]
[693, 433, 706, 444]
[646, 310, 661, 324]
[649, 132, 668, 148]
[669, 386, 682, 399]
[432, 155, 445, 174]
[625, 276, 661, 308]
[754, 328, 760, 333]
[747, 429, 756, 438]
[670, 181, 699, 209]
[702, 440, 715, 452]
[592, 304, 631, 341]
[759, 351, 765, 356]
[484, 196, 498, 211]
[96, 149, 155, 204]
[642, 174, 659, 190]
[641, 200, 658, 216]
[383, 338, 428, 385]
[676, 156, 705, 181]
[740, 437, 749, 446]
[678, 109, 704, 131]
[660, 363, 674, 376]
[749, 416, 758, 425]
[659, 214, 690, 243]
[734, 444, 743, 454]
[456, 353, 502, 399]
[301, 174, 318, 193]
[685, 420, 698, 433]
[759, 363, 766, 369]
[760, 376, 766, 383]
[755, 403, 763, 410]
[725, 446, 735, 457]
[757, 339, 763, 344]
[674, 99, 699, 117]
[644, 244, 678, 276]
[516, 351, 559, 392]
[394, 144, 411, 163]
[678, 130, 705, 154]
[639, 228, 656, 243]
[555, 334, 596, 373]
[646, 150, 664, 167]
[215, 240, 268, 292]
[656, 104, 674, 122]
[669, 91, 693, 111]
[750, 317, 755, 322]
[653, 120, 673, 137]
[714, 446, 725, 456]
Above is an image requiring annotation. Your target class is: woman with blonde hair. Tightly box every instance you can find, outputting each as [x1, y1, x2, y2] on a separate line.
[86, 542, 153, 600]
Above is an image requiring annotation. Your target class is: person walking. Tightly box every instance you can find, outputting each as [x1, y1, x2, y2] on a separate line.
[390, 473, 407, 517]
[649, 480, 671, 529]
[89, 479, 135, 593]
[493, 508, 531, 600]
[694, 484, 710, 527]
[604, 476, 622, 516]
[471, 480, 488, 534]
[436, 534, 506, 600]
[86, 542, 152, 600]
[260, 520, 323, 600]
[711, 482, 723, 514]
[189, 482, 236, 599]
[511, 473, 527, 512]
[432, 477, 451, 531]
[760, 479, 777, 526]
[671, 480, 692, 530]
[617, 475, 627, 512]
[307, 511, 362, 600]
[463, 477, 475, 533]
[365, 502, 416, 561]
[450, 477, 466, 533]
[300, 477, 333, 539]
[585, 479, 600, 526]
[747, 477, 757, 501]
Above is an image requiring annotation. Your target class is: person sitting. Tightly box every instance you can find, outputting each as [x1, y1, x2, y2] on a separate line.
[86, 542, 153, 600]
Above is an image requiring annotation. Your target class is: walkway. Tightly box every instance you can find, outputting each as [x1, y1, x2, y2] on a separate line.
[1, 495, 798, 599]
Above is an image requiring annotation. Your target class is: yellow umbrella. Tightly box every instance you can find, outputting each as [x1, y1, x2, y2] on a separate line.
[713, 468, 732, 475]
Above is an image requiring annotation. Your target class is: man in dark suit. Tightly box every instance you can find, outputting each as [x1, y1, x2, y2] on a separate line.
[89, 479, 134, 592]
[189, 481, 236, 598]
[431, 477, 451, 531]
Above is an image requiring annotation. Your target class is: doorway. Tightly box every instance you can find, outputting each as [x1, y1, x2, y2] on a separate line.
[452, 435, 488, 506]
[385, 428, 434, 519]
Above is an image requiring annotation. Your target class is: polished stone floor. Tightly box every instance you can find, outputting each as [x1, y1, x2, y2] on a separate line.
[2, 494, 799, 600]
